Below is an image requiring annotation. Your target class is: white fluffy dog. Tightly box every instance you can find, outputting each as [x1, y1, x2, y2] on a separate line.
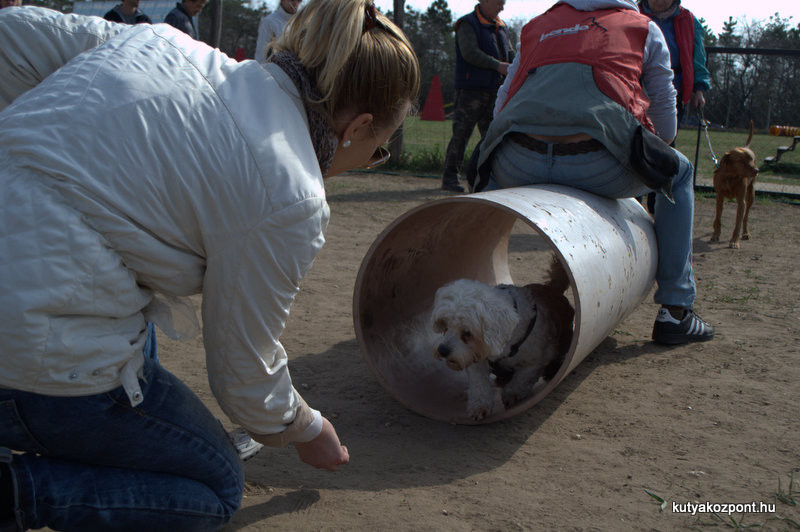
[431, 258, 574, 420]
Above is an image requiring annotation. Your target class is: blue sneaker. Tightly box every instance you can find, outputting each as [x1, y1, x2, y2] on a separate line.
[652, 308, 714, 345]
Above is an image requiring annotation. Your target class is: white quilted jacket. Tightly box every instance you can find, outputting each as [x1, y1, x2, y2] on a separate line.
[0, 7, 329, 443]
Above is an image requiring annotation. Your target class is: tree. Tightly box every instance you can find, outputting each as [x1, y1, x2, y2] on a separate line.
[388, 0, 406, 164]
[400, 0, 455, 110]
[704, 15, 800, 131]
[698, 17, 717, 47]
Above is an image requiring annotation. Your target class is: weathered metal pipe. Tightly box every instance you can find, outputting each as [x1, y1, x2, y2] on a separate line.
[353, 184, 656, 423]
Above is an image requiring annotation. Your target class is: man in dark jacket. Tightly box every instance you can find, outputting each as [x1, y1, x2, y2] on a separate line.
[103, 0, 152, 24]
[164, 0, 206, 39]
[441, 0, 512, 193]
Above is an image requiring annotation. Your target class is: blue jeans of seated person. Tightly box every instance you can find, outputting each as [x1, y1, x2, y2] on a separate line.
[143, 321, 158, 362]
[0, 326, 244, 531]
[486, 139, 696, 309]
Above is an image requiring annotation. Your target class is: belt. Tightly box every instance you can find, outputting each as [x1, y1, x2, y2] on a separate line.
[509, 132, 604, 156]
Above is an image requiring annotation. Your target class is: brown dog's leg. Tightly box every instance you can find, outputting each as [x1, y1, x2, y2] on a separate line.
[729, 188, 747, 248]
[741, 180, 755, 241]
[711, 193, 724, 242]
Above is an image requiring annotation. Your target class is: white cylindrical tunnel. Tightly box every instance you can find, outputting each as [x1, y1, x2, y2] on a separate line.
[353, 184, 657, 424]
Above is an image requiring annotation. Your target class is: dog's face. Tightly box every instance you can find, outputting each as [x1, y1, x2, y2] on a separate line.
[718, 147, 759, 180]
[430, 279, 520, 371]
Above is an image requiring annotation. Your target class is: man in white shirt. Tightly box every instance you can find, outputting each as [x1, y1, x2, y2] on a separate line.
[255, 0, 301, 63]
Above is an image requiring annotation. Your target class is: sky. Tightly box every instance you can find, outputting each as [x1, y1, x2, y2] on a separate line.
[368, 0, 799, 34]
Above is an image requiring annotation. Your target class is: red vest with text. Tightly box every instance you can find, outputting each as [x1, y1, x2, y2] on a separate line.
[503, 4, 655, 131]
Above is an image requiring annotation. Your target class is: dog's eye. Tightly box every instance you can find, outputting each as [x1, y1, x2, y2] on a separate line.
[461, 330, 472, 342]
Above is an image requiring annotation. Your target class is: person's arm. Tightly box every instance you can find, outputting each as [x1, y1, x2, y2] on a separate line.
[201, 198, 347, 470]
[493, 42, 520, 117]
[457, 22, 507, 73]
[641, 20, 678, 142]
[689, 14, 710, 108]
[0, 6, 128, 110]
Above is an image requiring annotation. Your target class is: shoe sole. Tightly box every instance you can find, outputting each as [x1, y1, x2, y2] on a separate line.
[652, 332, 714, 345]
[238, 444, 264, 462]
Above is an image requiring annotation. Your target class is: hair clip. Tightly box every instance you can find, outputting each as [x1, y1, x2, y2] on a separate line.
[363, 3, 378, 32]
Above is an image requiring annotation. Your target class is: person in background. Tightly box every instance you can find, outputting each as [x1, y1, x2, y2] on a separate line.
[639, 0, 710, 127]
[441, 0, 512, 193]
[639, 0, 710, 213]
[255, 0, 301, 64]
[0, 0, 419, 529]
[0, 0, 21, 9]
[104, 0, 152, 24]
[475, 0, 715, 346]
[164, 0, 206, 39]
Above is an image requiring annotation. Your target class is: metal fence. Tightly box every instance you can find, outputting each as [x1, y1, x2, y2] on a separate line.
[700, 46, 800, 133]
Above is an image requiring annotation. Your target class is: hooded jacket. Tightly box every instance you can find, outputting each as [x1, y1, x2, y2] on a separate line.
[493, 0, 676, 140]
[477, 0, 677, 174]
[0, 7, 326, 445]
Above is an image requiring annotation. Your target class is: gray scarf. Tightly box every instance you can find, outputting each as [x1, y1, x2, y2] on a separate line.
[268, 51, 338, 177]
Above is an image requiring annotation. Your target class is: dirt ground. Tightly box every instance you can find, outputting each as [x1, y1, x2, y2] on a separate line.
[157, 172, 800, 531]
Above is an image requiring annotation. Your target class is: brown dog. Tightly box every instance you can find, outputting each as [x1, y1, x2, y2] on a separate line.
[711, 120, 759, 248]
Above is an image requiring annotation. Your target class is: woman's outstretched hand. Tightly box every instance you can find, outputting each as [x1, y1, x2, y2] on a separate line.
[293, 417, 350, 471]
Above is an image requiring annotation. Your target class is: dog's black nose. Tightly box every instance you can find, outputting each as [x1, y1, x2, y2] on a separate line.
[437, 344, 451, 358]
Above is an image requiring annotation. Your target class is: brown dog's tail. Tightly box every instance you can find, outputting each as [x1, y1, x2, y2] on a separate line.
[545, 255, 571, 294]
[745, 119, 754, 147]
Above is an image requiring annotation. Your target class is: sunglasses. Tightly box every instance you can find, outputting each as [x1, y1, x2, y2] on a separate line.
[362, 145, 390, 170]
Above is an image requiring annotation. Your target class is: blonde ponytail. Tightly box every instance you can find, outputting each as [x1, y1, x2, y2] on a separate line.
[274, 0, 420, 126]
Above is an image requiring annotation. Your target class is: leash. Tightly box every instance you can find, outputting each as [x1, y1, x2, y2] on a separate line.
[698, 107, 720, 169]
[693, 107, 702, 187]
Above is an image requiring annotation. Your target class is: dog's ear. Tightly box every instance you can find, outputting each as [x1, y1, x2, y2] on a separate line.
[480, 297, 520, 358]
[431, 284, 457, 332]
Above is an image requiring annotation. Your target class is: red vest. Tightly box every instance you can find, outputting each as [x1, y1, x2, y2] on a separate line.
[674, 8, 695, 104]
[502, 4, 654, 131]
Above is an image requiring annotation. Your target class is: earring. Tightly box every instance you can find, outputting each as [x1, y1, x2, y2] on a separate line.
[342, 140, 351, 148]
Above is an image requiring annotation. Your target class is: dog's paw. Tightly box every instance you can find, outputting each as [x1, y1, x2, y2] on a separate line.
[742, 232, 751, 241]
[501, 388, 526, 409]
[466, 392, 497, 421]
[728, 240, 740, 249]
[467, 404, 493, 421]
[710, 233, 720, 242]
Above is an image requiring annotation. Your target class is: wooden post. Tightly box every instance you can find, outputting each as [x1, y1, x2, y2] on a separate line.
[388, 0, 406, 165]
[208, 0, 222, 48]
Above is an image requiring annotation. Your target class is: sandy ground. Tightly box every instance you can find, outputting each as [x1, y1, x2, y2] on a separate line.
[155, 172, 800, 531]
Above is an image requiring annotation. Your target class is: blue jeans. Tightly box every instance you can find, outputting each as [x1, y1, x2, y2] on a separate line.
[487, 139, 696, 308]
[0, 325, 244, 531]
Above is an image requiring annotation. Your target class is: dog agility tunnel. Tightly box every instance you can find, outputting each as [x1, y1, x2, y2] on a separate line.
[353, 184, 658, 424]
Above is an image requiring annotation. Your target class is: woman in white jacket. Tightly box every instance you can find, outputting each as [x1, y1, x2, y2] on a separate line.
[0, 1, 419, 530]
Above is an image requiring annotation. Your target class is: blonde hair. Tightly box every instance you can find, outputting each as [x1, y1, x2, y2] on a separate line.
[274, 0, 420, 127]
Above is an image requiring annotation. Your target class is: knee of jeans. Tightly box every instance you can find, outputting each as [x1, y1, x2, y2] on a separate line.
[219, 465, 245, 523]
[673, 152, 694, 187]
